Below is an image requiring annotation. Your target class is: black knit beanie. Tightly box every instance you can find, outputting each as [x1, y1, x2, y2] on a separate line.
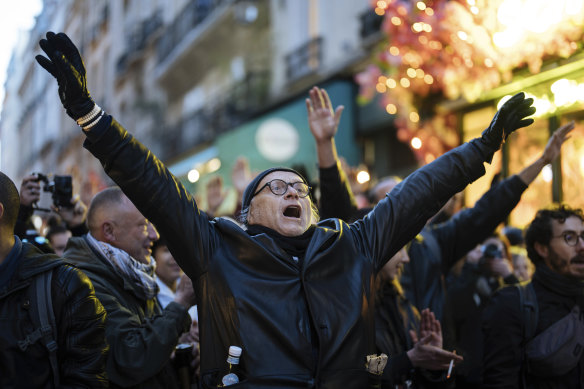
[241, 167, 308, 210]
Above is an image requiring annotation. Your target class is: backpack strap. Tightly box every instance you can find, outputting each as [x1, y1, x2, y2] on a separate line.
[34, 270, 60, 387]
[516, 281, 539, 389]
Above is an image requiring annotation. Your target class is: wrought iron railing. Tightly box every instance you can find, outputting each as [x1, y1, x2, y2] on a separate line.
[284, 37, 323, 82]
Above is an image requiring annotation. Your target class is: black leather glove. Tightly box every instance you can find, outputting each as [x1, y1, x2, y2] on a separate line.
[481, 92, 535, 151]
[36, 31, 94, 120]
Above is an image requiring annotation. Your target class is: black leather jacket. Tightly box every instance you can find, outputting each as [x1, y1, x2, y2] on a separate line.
[81, 115, 492, 388]
[0, 239, 108, 388]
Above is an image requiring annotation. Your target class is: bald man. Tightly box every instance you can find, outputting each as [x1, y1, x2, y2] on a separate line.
[63, 187, 196, 389]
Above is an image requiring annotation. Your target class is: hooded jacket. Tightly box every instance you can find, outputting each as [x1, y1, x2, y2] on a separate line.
[80, 115, 493, 388]
[64, 235, 192, 389]
[0, 239, 108, 388]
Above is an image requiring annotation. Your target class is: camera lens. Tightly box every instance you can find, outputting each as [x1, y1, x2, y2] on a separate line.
[482, 243, 502, 259]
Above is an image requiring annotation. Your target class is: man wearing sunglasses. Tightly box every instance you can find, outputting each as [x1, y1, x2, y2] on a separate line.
[482, 204, 584, 388]
[36, 31, 535, 388]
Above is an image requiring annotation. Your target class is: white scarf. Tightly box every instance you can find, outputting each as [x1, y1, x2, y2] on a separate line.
[86, 233, 159, 299]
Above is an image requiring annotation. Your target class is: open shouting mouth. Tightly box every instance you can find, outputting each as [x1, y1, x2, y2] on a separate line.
[283, 205, 301, 218]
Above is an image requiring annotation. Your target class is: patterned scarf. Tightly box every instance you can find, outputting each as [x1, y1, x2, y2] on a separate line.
[85, 233, 159, 299]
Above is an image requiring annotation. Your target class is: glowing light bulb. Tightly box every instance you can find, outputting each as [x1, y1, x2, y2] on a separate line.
[357, 170, 371, 184]
[407, 68, 417, 78]
[207, 158, 221, 172]
[391, 16, 402, 26]
[389, 46, 400, 56]
[386, 78, 397, 88]
[411, 137, 422, 149]
[409, 112, 420, 122]
[400, 78, 411, 88]
[188, 169, 200, 183]
[416, 1, 426, 10]
[542, 164, 553, 182]
[457, 31, 468, 41]
[386, 104, 397, 114]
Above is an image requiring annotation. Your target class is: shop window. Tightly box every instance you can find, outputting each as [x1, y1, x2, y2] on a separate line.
[559, 115, 584, 212]
[507, 120, 552, 228]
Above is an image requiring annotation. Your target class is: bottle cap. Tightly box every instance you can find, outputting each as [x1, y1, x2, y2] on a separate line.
[228, 346, 242, 358]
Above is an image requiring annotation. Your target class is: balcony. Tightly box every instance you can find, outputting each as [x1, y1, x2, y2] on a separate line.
[116, 12, 163, 75]
[154, 0, 269, 98]
[158, 71, 270, 158]
[157, 0, 227, 61]
[360, 9, 383, 44]
[285, 37, 323, 82]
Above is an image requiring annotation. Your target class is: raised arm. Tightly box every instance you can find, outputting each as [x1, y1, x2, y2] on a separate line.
[517, 121, 574, 185]
[306, 86, 359, 221]
[429, 121, 575, 274]
[357, 92, 535, 270]
[36, 32, 218, 279]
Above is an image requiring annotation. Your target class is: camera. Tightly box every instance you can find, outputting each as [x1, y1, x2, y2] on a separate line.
[481, 243, 503, 259]
[33, 173, 73, 208]
[478, 243, 503, 274]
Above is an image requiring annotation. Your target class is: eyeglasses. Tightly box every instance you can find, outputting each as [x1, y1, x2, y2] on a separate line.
[553, 231, 584, 247]
[253, 179, 312, 198]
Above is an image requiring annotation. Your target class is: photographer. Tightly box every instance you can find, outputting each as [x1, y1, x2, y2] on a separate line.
[15, 173, 88, 254]
[443, 233, 518, 388]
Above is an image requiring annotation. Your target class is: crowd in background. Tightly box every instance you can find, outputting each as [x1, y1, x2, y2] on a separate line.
[1, 30, 583, 389]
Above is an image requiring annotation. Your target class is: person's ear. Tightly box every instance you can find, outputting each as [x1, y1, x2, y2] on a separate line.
[534, 241, 549, 261]
[102, 221, 116, 243]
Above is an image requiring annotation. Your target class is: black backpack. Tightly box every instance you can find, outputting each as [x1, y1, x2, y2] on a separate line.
[17, 270, 60, 387]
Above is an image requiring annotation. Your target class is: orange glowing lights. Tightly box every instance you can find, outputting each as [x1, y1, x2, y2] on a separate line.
[386, 104, 397, 114]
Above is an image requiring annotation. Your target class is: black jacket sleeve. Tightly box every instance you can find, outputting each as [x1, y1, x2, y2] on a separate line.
[318, 162, 358, 221]
[349, 138, 493, 272]
[431, 175, 527, 275]
[82, 116, 220, 281]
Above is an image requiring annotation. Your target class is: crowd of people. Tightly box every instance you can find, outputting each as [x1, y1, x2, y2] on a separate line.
[1, 31, 583, 389]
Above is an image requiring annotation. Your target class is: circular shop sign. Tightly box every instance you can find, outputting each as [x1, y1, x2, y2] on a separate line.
[255, 118, 299, 162]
